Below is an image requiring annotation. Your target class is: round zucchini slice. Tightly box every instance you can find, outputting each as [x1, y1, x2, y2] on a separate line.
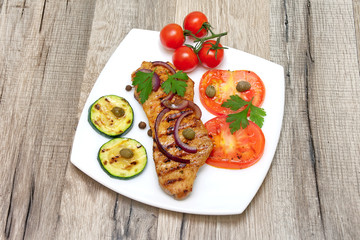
[98, 138, 147, 179]
[89, 95, 133, 137]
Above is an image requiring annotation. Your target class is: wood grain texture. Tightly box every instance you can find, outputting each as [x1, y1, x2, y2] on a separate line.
[269, 0, 325, 238]
[270, 0, 360, 239]
[354, 0, 360, 66]
[308, 1, 360, 238]
[0, 0, 359, 239]
[0, 0, 96, 239]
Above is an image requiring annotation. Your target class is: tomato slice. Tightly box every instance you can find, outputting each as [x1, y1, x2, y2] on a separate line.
[205, 117, 265, 169]
[199, 70, 265, 116]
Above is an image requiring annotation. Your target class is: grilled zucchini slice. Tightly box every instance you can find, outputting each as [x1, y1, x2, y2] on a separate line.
[98, 138, 147, 179]
[89, 95, 133, 137]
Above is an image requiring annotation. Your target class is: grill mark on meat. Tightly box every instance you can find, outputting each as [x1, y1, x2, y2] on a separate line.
[164, 178, 184, 186]
[177, 152, 188, 158]
[166, 126, 174, 135]
[162, 139, 209, 152]
[166, 112, 182, 122]
[163, 142, 176, 149]
[178, 121, 199, 131]
[175, 145, 182, 151]
[158, 164, 187, 176]
[194, 133, 208, 139]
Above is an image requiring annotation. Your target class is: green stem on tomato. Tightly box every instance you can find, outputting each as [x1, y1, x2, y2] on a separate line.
[193, 31, 227, 43]
[203, 22, 214, 35]
[183, 29, 227, 43]
[183, 24, 228, 56]
[183, 30, 198, 39]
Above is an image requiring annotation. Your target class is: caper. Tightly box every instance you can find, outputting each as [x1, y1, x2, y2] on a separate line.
[120, 148, 134, 159]
[111, 107, 125, 117]
[125, 85, 132, 91]
[205, 85, 216, 98]
[236, 81, 251, 92]
[182, 128, 195, 140]
[147, 129, 152, 137]
[138, 121, 146, 129]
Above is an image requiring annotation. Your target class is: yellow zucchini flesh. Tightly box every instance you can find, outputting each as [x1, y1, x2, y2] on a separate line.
[98, 138, 147, 179]
[89, 95, 133, 137]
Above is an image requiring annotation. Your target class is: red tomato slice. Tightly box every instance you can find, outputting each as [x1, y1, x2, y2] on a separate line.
[205, 117, 265, 169]
[199, 70, 265, 116]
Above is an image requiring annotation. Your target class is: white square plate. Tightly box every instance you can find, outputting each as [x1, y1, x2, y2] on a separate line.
[71, 29, 284, 215]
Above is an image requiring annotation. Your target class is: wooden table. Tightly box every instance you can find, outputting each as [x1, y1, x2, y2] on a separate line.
[1, 0, 359, 239]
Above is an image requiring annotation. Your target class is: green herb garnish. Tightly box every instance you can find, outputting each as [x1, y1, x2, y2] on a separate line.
[222, 95, 266, 133]
[132, 70, 189, 103]
[161, 71, 188, 97]
[132, 70, 155, 104]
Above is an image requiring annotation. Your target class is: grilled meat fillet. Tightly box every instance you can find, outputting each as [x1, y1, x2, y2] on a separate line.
[132, 61, 213, 199]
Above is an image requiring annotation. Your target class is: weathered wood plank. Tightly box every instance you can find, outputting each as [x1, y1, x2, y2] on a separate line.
[0, 0, 96, 239]
[268, 1, 325, 238]
[308, 1, 360, 238]
[270, 0, 360, 239]
[353, 0, 360, 70]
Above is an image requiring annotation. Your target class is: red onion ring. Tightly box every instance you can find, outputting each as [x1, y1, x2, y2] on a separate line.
[136, 69, 160, 91]
[152, 61, 176, 74]
[187, 101, 202, 119]
[162, 99, 188, 110]
[166, 112, 183, 122]
[162, 99, 201, 119]
[154, 108, 190, 164]
[161, 92, 175, 107]
[174, 111, 197, 153]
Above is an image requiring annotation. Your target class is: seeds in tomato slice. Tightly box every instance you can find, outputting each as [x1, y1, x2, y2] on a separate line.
[204, 116, 265, 169]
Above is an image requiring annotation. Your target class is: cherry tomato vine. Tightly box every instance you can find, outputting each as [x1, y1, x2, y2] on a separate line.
[160, 11, 228, 72]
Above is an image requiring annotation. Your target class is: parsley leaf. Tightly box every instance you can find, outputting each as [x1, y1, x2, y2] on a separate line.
[226, 105, 250, 134]
[161, 71, 188, 97]
[249, 103, 266, 128]
[132, 70, 154, 104]
[221, 95, 266, 134]
[221, 95, 248, 111]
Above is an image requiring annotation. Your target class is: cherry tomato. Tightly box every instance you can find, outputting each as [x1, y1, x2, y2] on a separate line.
[160, 23, 185, 50]
[199, 70, 265, 116]
[198, 40, 224, 68]
[183, 11, 208, 38]
[172, 46, 199, 72]
[205, 117, 265, 169]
